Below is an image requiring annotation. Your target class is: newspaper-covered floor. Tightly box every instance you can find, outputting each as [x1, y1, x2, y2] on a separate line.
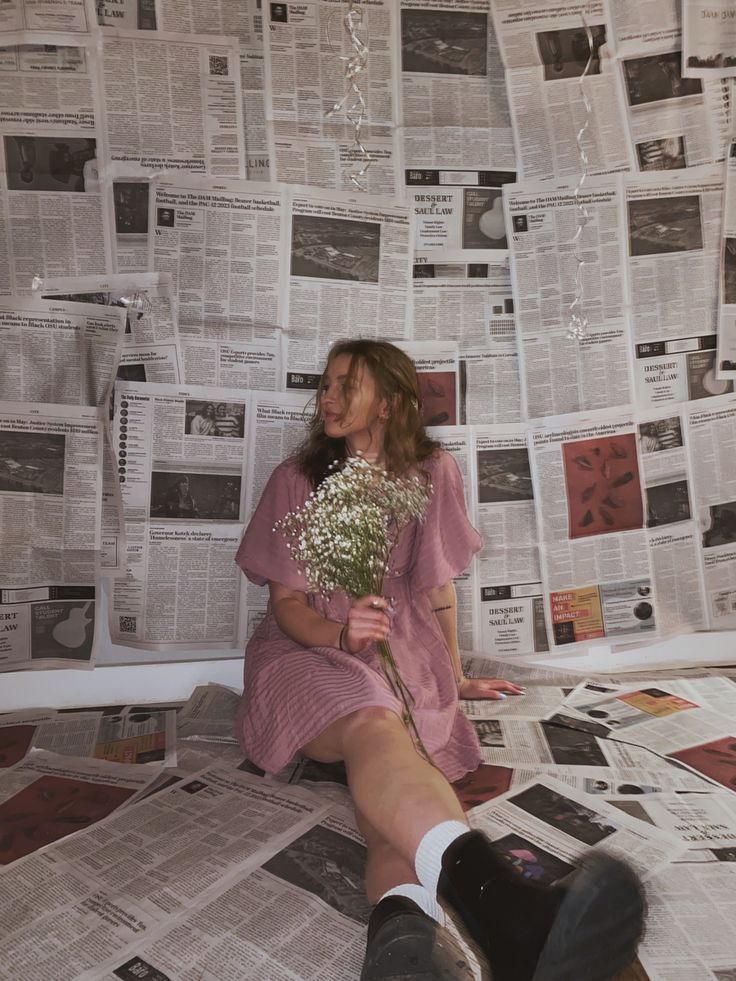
[1, 661, 735, 981]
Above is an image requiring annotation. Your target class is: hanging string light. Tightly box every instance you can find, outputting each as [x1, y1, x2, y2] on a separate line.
[567, 9, 596, 341]
[325, 1, 373, 190]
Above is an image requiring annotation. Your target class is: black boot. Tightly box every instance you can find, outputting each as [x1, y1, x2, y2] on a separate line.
[438, 831, 645, 981]
[360, 896, 474, 981]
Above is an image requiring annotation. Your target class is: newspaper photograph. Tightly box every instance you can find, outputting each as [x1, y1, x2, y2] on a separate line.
[110, 381, 251, 650]
[683, 0, 736, 79]
[0, 749, 160, 866]
[491, 0, 632, 180]
[529, 410, 660, 651]
[0, 401, 103, 671]
[717, 142, 736, 378]
[686, 396, 736, 632]
[150, 174, 285, 339]
[471, 425, 547, 658]
[398, 0, 515, 170]
[0, 708, 56, 768]
[0, 0, 97, 35]
[98, 29, 246, 177]
[400, 340, 460, 427]
[108, 173, 150, 273]
[0, 767, 329, 981]
[0, 297, 124, 406]
[626, 167, 728, 407]
[405, 166, 515, 257]
[285, 187, 413, 370]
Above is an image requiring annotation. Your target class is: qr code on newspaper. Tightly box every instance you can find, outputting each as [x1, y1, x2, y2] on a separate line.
[119, 615, 137, 634]
[209, 55, 229, 76]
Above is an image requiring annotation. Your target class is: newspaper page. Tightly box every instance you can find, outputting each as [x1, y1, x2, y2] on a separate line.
[398, 0, 515, 170]
[468, 775, 686, 882]
[175, 682, 240, 742]
[556, 681, 736, 794]
[240, 390, 311, 639]
[626, 167, 730, 407]
[717, 141, 736, 379]
[264, 0, 398, 191]
[0, 0, 97, 35]
[100, 805, 372, 981]
[0, 750, 160, 866]
[0, 42, 111, 291]
[618, 42, 728, 170]
[639, 862, 736, 980]
[155, 0, 270, 180]
[150, 174, 285, 339]
[683, 0, 736, 79]
[29, 707, 177, 765]
[38, 273, 182, 384]
[0, 767, 330, 980]
[616, 791, 736, 853]
[426, 426, 475, 651]
[108, 173, 150, 273]
[0, 297, 125, 405]
[685, 395, 736, 632]
[98, 29, 246, 177]
[504, 176, 634, 418]
[491, 0, 632, 180]
[285, 187, 413, 370]
[0, 401, 103, 671]
[529, 409, 659, 651]
[608, 0, 681, 59]
[400, 340, 460, 428]
[110, 381, 251, 650]
[406, 167, 515, 258]
[38, 271, 178, 349]
[454, 760, 714, 811]
[181, 336, 283, 391]
[471, 425, 548, 659]
[635, 406, 709, 637]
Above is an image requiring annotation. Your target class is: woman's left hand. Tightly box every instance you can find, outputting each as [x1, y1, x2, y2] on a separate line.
[457, 677, 525, 700]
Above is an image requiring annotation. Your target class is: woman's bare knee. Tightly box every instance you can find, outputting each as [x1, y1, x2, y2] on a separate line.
[300, 707, 402, 764]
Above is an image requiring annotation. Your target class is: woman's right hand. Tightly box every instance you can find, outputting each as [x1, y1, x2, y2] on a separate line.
[341, 595, 393, 653]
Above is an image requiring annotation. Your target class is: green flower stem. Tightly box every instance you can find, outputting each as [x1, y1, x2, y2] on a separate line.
[376, 638, 433, 765]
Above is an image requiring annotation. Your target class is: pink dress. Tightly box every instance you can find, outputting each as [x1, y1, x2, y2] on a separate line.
[234, 450, 483, 782]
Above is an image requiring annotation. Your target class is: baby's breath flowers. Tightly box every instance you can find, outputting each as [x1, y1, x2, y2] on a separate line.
[274, 454, 432, 760]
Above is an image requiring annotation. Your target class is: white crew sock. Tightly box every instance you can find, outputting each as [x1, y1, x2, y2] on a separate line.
[414, 820, 469, 897]
[379, 883, 445, 925]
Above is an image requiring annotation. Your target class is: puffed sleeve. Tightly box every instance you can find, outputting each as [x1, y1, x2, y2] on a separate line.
[235, 459, 311, 591]
[409, 450, 482, 591]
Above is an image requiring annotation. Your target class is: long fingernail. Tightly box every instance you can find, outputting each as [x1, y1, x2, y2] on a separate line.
[497, 693, 507, 700]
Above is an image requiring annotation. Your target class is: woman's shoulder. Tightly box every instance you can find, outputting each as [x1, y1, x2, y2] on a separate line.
[422, 447, 458, 479]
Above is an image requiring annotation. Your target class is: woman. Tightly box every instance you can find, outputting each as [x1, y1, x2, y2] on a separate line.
[189, 402, 217, 436]
[235, 340, 643, 981]
[165, 475, 198, 519]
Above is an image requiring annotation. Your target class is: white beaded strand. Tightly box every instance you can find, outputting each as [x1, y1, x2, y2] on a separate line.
[325, 1, 373, 190]
[567, 10, 596, 341]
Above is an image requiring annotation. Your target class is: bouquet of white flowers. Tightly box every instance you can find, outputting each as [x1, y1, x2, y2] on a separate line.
[274, 454, 432, 760]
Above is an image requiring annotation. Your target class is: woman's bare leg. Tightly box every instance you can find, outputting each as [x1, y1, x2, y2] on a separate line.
[354, 809, 419, 903]
[301, 706, 467, 867]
